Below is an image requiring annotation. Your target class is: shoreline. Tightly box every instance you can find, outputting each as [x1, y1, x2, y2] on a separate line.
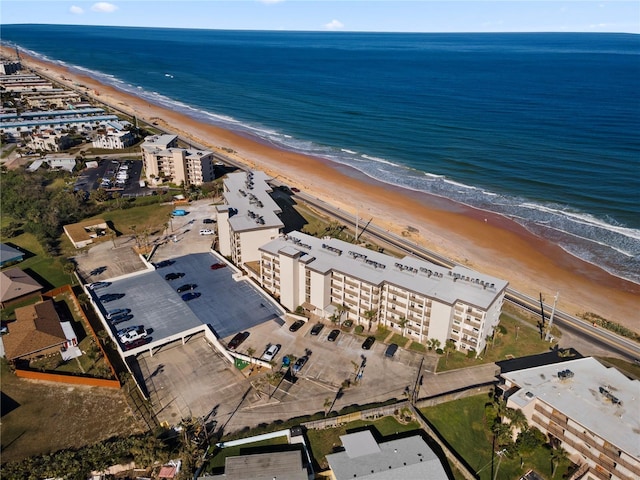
[4, 45, 639, 333]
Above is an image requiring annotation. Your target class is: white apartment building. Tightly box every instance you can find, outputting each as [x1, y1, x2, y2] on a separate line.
[259, 231, 507, 354]
[216, 170, 284, 266]
[140, 134, 214, 186]
[501, 357, 640, 480]
[93, 122, 136, 150]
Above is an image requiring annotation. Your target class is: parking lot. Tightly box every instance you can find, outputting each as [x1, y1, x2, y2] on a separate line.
[77, 199, 445, 429]
[74, 157, 148, 197]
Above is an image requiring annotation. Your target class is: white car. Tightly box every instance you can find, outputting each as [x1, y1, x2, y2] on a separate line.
[199, 229, 214, 235]
[119, 326, 147, 344]
[261, 343, 281, 362]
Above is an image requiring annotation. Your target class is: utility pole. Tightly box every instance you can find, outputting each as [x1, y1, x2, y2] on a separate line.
[545, 292, 559, 342]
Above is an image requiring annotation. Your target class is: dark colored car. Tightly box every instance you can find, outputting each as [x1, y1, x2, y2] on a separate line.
[291, 187, 300, 193]
[228, 331, 249, 350]
[181, 292, 201, 302]
[384, 343, 399, 358]
[210, 263, 226, 270]
[202, 218, 215, 224]
[88, 281, 111, 290]
[106, 308, 130, 319]
[123, 337, 149, 351]
[177, 283, 197, 293]
[310, 323, 324, 336]
[327, 329, 340, 342]
[155, 260, 175, 268]
[292, 356, 308, 373]
[362, 336, 376, 350]
[164, 272, 185, 281]
[99, 293, 123, 303]
[109, 313, 133, 325]
[289, 319, 305, 332]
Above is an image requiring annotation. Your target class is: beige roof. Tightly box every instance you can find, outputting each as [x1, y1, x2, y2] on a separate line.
[63, 218, 108, 244]
[223, 451, 307, 480]
[4, 299, 66, 360]
[0, 267, 43, 303]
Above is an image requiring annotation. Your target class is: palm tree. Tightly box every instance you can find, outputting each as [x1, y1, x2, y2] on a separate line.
[444, 340, 456, 365]
[62, 261, 76, 284]
[551, 445, 568, 477]
[364, 309, 378, 332]
[398, 316, 408, 336]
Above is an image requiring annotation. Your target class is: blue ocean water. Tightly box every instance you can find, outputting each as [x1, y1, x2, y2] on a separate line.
[2, 25, 639, 283]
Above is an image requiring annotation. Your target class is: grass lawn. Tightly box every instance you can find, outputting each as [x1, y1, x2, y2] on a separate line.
[420, 395, 572, 480]
[92, 203, 174, 237]
[408, 342, 427, 353]
[0, 230, 70, 289]
[437, 314, 555, 372]
[389, 333, 409, 347]
[306, 414, 421, 470]
[205, 436, 290, 470]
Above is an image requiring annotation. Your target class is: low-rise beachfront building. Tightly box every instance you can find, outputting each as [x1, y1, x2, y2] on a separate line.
[0, 60, 22, 75]
[259, 231, 507, 354]
[22, 90, 83, 109]
[140, 134, 214, 186]
[325, 430, 448, 480]
[216, 170, 284, 266]
[0, 73, 52, 91]
[500, 357, 640, 480]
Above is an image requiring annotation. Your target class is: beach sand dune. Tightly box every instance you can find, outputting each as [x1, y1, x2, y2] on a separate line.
[5, 46, 638, 333]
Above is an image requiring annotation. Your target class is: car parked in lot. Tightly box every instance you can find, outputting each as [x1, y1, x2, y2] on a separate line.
[154, 260, 175, 268]
[202, 218, 215, 224]
[289, 319, 305, 332]
[227, 331, 250, 350]
[88, 281, 111, 290]
[310, 323, 324, 336]
[181, 292, 201, 302]
[384, 343, 398, 358]
[99, 293, 124, 303]
[362, 336, 376, 350]
[261, 343, 281, 361]
[210, 263, 226, 270]
[177, 283, 197, 293]
[119, 326, 147, 344]
[292, 356, 308, 373]
[106, 308, 131, 319]
[164, 272, 185, 281]
[327, 329, 340, 342]
[109, 313, 133, 325]
[199, 229, 214, 235]
[123, 337, 149, 351]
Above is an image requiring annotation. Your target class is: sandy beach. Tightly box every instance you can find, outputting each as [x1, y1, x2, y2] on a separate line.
[4, 46, 639, 332]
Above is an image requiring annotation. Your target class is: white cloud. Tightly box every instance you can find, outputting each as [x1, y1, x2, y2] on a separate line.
[69, 5, 84, 15]
[91, 2, 118, 13]
[324, 19, 344, 31]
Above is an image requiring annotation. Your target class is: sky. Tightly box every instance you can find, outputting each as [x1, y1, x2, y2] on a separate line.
[1, 1, 639, 34]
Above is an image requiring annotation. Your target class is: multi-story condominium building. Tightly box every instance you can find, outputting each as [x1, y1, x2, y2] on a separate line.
[23, 90, 83, 109]
[259, 231, 507, 354]
[140, 134, 214, 186]
[93, 122, 136, 150]
[0, 60, 22, 75]
[216, 170, 284, 266]
[501, 357, 640, 480]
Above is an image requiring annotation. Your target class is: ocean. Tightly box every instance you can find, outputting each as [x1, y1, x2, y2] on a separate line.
[2, 25, 639, 284]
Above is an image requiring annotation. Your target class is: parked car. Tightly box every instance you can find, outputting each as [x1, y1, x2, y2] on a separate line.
[199, 229, 214, 235]
[289, 319, 305, 332]
[281, 356, 291, 369]
[119, 326, 147, 344]
[109, 313, 133, 325]
[88, 281, 111, 290]
[327, 329, 340, 342]
[384, 343, 399, 358]
[177, 283, 197, 293]
[261, 343, 281, 361]
[228, 331, 249, 350]
[181, 292, 201, 301]
[210, 263, 226, 270]
[164, 272, 185, 281]
[202, 218, 215, 224]
[310, 323, 324, 336]
[172, 209, 187, 216]
[123, 337, 149, 351]
[362, 336, 376, 350]
[154, 260, 175, 268]
[106, 308, 130, 319]
[292, 356, 308, 373]
[99, 293, 123, 303]
[117, 325, 139, 337]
